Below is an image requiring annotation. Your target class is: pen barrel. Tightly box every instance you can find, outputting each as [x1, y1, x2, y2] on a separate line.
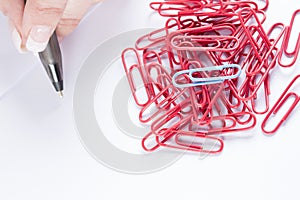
[38, 33, 64, 92]
[24, 0, 64, 93]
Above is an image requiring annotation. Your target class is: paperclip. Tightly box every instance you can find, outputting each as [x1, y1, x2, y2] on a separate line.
[141, 132, 160, 152]
[261, 75, 300, 134]
[243, 26, 274, 76]
[217, 79, 245, 110]
[143, 51, 162, 67]
[196, 13, 240, 26]
[221, 0, 268, 11]
[156, 130, 224, 153]
[142, 129, 175, 152]
[169, 35, 240, 52]
[224, 81, 253, 113]
[217, 8, 267, 63]
[121, 0, 300, 156]
[278, 10, 300, 68]
[144, 62, 170, 89]
[135, 18, 181, 51]
[239, 8, 269, 56]
[254, 0, 269, 11]
[163, 18, 189, 69]
[193, 1, 259, 26]
[188, 89, 209, 122]
[172, 64, 241, 88]
[193, 83, 225, 124]
[150, 1, 204, 17]
[250, 72, 270, 114]
[151, 100, 192, 136]
[236, 23, 285, 101]
[206, 112, 256, 134]
[166, 24, 236, 41]
[180, 1, 259, 17]
[139, 85, 189, 123]
[122, 48, 153, 106]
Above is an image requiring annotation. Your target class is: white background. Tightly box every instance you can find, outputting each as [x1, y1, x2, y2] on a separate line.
[1, 0, 300, 199]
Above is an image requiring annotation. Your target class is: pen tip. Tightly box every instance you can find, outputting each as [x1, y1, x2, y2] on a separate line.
[58, 91, 64, 98]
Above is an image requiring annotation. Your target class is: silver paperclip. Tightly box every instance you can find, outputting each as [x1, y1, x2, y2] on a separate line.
[172, 64, 242, 88]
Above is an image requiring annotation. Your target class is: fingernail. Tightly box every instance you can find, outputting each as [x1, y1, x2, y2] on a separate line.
[11, 28, 27, 54]
[26, 25, 52, 53]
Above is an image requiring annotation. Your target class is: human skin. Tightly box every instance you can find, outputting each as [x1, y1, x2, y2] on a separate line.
[0, 0, 102, 53]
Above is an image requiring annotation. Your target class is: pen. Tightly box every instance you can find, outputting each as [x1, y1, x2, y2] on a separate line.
[24, 0, 64, 98]
[38, 33, 64, 97]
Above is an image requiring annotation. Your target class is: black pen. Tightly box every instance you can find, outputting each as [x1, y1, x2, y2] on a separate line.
[24, 0, 64, 97]
[38, 33, 64, 97]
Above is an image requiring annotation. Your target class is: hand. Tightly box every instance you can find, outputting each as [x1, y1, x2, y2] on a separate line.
[0, 0, 102, 53]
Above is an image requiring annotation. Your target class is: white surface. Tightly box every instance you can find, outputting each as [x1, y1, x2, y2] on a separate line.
[0, 0, 300, 199]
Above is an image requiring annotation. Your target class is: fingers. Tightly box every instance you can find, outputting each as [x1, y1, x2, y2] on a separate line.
[55, 0, 92, 38]
[55, 0, 103, 39]
[0, 0, 23, 28]
[0, 0, 25, 53]
[22, 0, 68, 52]
[0, 0, 103, 53]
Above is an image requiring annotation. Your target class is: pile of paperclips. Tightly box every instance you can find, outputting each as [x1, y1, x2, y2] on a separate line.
[121, 0, 300, 154]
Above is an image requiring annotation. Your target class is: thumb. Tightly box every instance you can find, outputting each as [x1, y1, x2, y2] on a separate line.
[22, 0, 68, 53]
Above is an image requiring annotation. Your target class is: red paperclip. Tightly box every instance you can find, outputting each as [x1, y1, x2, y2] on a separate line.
[232, 0, 269, 11]
[155, 130, 224, 153]
[142, 129, 176, 152]
[150, 1, 204, 17]
[139, 84, 189, 123]
[151, 100, 192, 136]
[192, 111, 257, 134]
[144, 62, 172, 91]
[169, 35, 240, 52]
[278, 10, 300, 68]
[122, 48, 155, 106]
[122, 0, 300, 156]
[250, 72, 270, 114]
[135, 18, 181, 51]
[261, 75, 300, 134]
[236, 25, 284, 101]
[255, 0, 269, 11]
[239, 8, 270, 62]
[216, 9, 267, 63]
